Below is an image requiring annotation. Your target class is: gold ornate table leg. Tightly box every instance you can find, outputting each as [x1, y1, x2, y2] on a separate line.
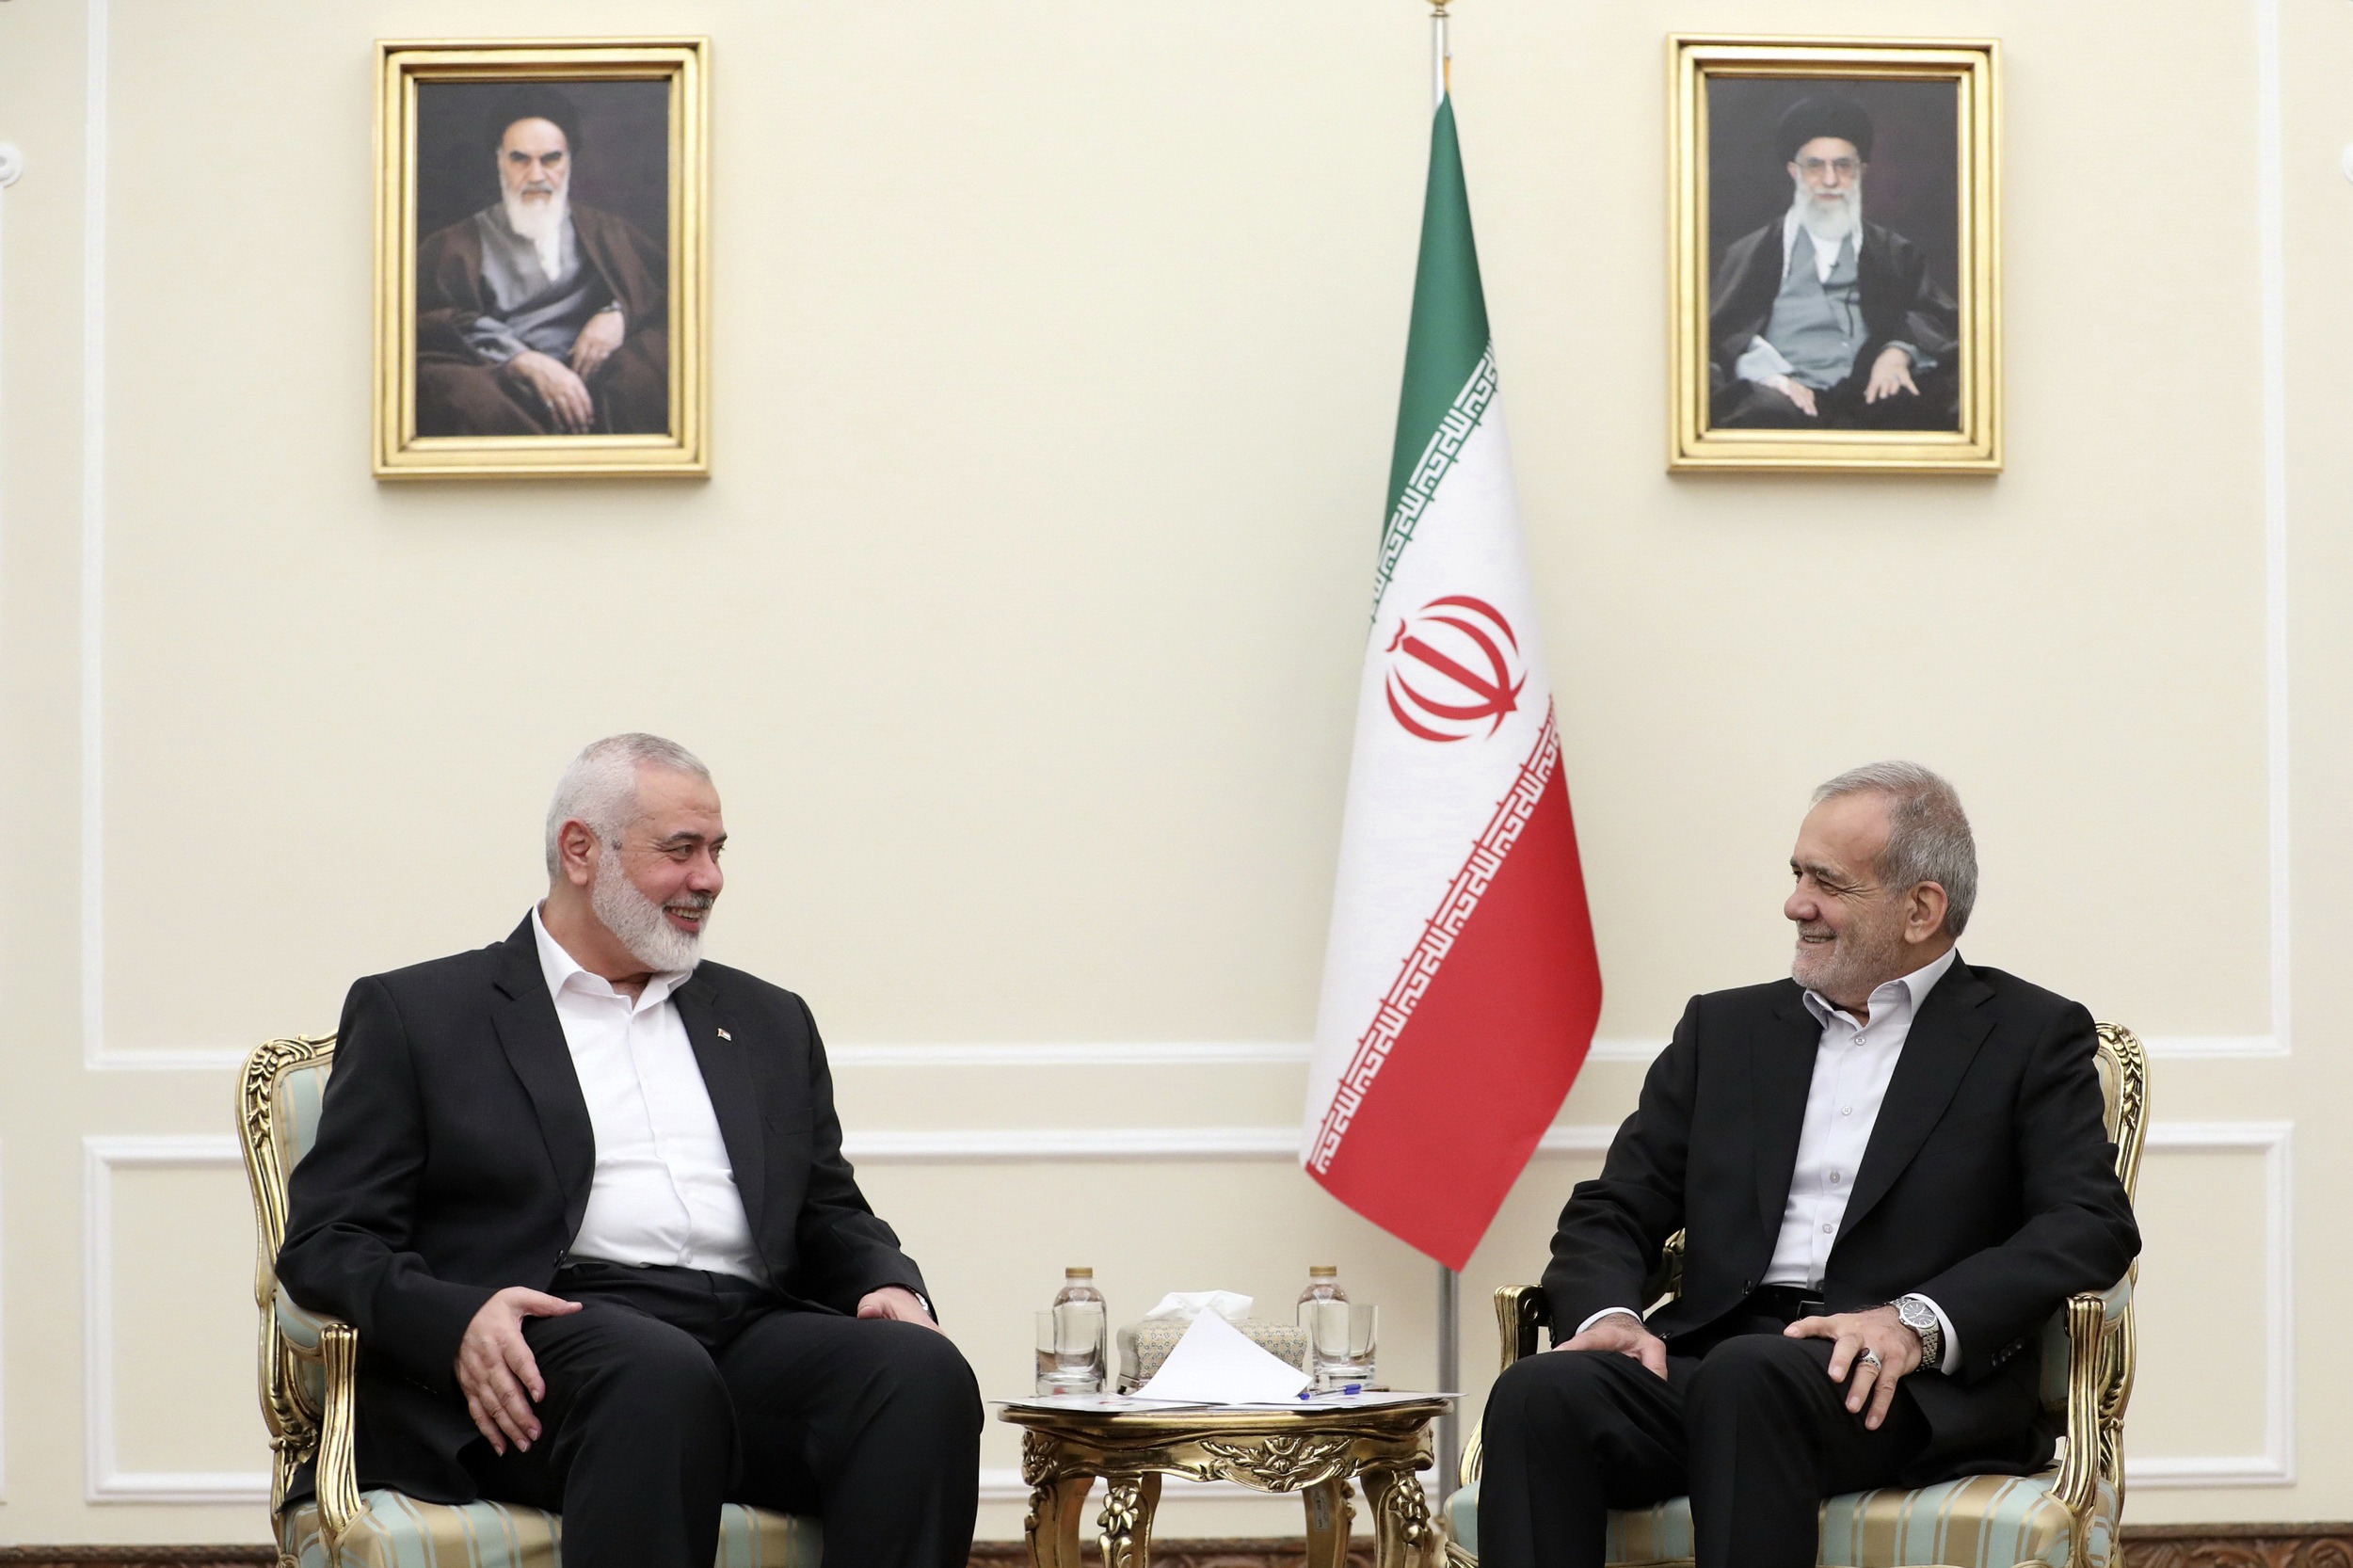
[1303, 1476, 1355, 1568]
[1024, 1473, 1091, 1568]
[1020, 1432, 1092, 1568]
[1361, 1463, 1434, 1568]
[1097, 1471, 1161, 1568]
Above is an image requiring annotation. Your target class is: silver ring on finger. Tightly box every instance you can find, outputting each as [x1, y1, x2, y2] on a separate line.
[1858, 1349, 1883, 1369]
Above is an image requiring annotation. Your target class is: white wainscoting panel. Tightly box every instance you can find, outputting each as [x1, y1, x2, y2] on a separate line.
[2123, 1122, 2295, 1488]
[82, 1134, 270, 1503]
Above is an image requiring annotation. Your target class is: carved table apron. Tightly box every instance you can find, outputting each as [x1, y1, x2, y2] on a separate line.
[999, 1399, 1449, 1568]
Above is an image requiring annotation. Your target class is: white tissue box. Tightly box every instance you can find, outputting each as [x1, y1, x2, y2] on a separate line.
[1117, 1319, 1308, 1391]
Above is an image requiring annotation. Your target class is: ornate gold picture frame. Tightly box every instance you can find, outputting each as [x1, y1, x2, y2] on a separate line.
[1668, 36, 1999, 474]
[374, 38, 709, 479]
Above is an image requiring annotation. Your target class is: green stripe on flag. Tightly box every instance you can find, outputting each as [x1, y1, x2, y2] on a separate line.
[1383, 96, 1490, 540]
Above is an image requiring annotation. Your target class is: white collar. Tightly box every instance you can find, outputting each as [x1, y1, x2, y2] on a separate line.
[530, 903, 691, 1011]
[1801, 945, 1960, 1030]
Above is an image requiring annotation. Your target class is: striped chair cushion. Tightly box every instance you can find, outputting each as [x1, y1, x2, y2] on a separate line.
[280, 1491, 821, 1568]
[1445, 1469, 2113, 1568]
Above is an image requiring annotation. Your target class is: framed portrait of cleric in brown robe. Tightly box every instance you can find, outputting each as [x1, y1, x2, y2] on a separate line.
[1668, 38, 1999, 473]
[375, 40, 708, 478]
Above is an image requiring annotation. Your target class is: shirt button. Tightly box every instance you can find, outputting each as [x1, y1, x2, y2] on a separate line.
[1829, 1171, 1841, 1184]
[1841, 1107, 1853, 1116]
[1821, 1224, 1834, 1233]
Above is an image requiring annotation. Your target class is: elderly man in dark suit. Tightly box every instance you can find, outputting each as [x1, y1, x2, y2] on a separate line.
[279, 733, 981, 1568]
[1476, 761, 2138, 1568]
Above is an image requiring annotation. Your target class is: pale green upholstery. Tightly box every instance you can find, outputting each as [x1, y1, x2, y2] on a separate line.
[1445, 1024, 2147, 1568]
[280, 1491, 822, 1568]
[1447, 1472, 2118, 1568]
[242, 1036, 822, 1568]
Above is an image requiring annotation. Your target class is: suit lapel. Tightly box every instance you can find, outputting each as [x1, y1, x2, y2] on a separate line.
[489, 921, 598, 1237]
[673, 976, 766, 1240]
[1753, 985, 1826, 1238]
[1838, 958, 1994, 1240]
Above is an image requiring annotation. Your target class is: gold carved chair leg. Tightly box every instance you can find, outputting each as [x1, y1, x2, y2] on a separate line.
[1096, 1471, 1160, 1568]
[1303, 1475, 1355, 1568]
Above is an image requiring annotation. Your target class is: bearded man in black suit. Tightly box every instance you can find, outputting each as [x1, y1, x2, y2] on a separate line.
[279, 733, 982, 1568]
[1708, 95, 1961, 431]
[1476, 761, 2138, 1568]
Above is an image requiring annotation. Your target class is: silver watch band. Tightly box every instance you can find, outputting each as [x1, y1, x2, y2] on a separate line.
[1892, 1294, 1942, 1368]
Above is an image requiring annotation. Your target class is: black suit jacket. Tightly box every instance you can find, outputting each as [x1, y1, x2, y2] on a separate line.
[1706, 218, 1961, 398]
[1542, 959, 2138, 1480]
[278, 918, 928, 1501]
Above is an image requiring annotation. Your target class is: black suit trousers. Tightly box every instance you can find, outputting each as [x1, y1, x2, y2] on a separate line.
[461, 1262, 983, 1568]
[1479, 1322, 1929, 1568]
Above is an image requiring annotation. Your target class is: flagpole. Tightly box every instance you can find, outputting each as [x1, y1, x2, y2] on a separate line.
[1429, 0, 1461, 1506]
[1430, 0, 1451, 109]
[1438, 1263, 1461, 1502]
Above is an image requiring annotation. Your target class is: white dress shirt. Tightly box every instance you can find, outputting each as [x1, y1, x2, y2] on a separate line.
[1577, 948, 1961, 1367]
[532, 906, 760, 1281]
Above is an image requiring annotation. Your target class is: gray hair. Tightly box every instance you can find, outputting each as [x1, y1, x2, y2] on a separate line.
[544, 732, 711, 879]
[1812, 760, 1978, 937]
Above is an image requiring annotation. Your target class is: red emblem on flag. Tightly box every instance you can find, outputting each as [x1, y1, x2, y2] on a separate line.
[1384, 595, 1526, 743]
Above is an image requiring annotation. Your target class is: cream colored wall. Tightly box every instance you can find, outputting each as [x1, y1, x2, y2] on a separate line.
[0, 0, 2345, 1544]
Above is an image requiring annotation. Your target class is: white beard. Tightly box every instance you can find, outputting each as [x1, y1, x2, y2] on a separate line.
[1791, 172, 1862, 252]
[501, 185, 570, 281]
[590, 849, 709, 973]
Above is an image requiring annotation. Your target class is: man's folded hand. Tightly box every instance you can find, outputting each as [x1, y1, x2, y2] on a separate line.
[1550, 1309, 1669, 1379]
[1785, 1305, 1923, 1431]
[456, 1286, 584, 1454]
[856, 1285, 940, 1332]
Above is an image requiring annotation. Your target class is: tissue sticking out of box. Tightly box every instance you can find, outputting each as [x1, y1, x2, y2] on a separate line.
[1133, 1304, 1312, 1403]
[1139, 1290, 1254, 1324]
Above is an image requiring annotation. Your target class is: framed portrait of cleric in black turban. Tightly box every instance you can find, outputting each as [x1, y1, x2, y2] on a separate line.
[1668, 38, 2000, 473]
[374, 40, 708, 478]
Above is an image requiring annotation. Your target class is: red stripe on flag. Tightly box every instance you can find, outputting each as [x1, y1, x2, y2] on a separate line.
[1308, 767, 1603, 1269]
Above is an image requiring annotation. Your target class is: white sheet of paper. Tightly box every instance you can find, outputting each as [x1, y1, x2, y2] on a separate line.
[1134, 1306, 1313, 1402]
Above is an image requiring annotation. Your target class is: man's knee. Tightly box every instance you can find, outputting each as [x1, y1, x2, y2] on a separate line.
[416, 363, 543, 437]
[864, 1322, 984, 1432]
[1486, 1350, 1632, 1438]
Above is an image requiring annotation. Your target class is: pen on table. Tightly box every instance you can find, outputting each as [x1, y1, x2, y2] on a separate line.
[1299, 1384, 1365, 1399]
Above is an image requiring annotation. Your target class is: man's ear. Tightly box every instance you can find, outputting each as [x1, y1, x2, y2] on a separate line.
[558, 819, 600, 888]
[1904, 881, 1950, 945]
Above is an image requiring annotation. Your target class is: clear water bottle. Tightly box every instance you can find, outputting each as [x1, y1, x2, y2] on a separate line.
[1298, 1266, 1373, 1390]
[1298, 1266, 1349, 1386]
[1036, 1268, 1108, 1395]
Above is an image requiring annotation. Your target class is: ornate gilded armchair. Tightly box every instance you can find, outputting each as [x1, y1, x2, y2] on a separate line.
[239, 1033, 824, 1568]
[1444, 1023, 2147, 1568]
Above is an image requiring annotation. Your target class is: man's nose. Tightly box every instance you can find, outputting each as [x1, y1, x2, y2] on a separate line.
[688, 854, 724, 892]
[1785, 888, 1813, 923]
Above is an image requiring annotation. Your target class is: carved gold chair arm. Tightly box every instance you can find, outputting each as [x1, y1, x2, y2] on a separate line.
[1495, 1285, 1549, 1369]
[1460, 1286, 1553, 1491]
[309, 1318, 364, 1556]
[2047, 1291, 2111, 1530]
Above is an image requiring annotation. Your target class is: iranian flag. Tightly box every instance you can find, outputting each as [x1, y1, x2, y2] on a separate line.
[1303, 91, 1604, 1271]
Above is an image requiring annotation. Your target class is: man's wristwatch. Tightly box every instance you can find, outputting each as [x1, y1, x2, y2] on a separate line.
[1890, 1295, 1942, 1368]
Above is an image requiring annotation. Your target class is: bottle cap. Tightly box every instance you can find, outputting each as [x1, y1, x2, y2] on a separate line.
[1309, 1265, 1338, 1276]
[1065, 1267, 1094, 1277]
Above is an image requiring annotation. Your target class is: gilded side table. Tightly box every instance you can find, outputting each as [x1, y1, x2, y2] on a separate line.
[999, 1398, 1449, 1568]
